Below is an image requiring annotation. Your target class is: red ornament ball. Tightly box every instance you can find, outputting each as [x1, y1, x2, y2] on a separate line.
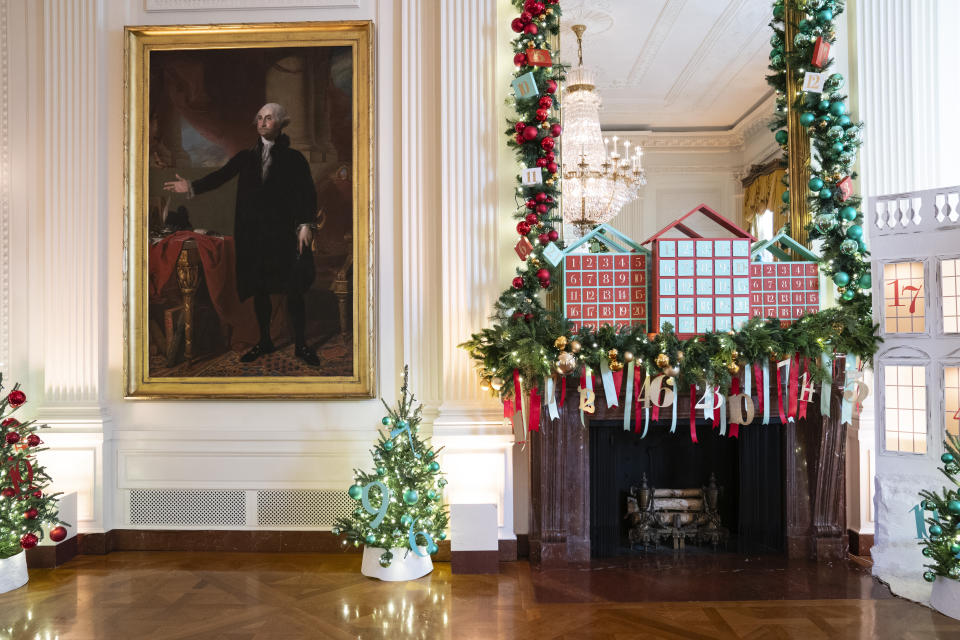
[513, 312, 523, 320]
[524, 23, 538, 35]
[2, 418, 19, 429]
[531, 1, 545, 13]
[525, 213, 539, 224]
[49, 526, 68, 543]
[523, 0, 537, 11]
[536, 268, 550, 280]
[32, 490, 42, 498]
[24, 508, 38, 519]
[512, 277, 524, 290]
[524, 313, 534, 321]
[516, 221, 531, 236]
[539, 96, 553, 109]
[1, 487, 15, 498]
[538, 233, 550, 245]
[539, 278, 551, 289]
[535, 108, 549, 122]
[5, 432, 19, 444]
[7, 390, 25, 408]
[510, 17, 525, 33]
[20, 533, 37, 550]
[546, 162, 558, 174]
[519, 11, 532, 23]
[545, 195, 554, 203]
[534, 192, 548, 203]
[522, 125, 539, 141]
[525, 199, 537, 210]
[514, 133, 524, 145]
[545, 79, 558, 94]
[514, 121, 526, 133]
[26, 434, 41, 447]
[545, 152, 555, 162]
[536, 204, 548, 214]
[541, 137, 555, 151]
[547, 230, 559, 241]
[513, 53, 527, 67]
[550, 123, 563, 137]
[535, 157, 548, 168]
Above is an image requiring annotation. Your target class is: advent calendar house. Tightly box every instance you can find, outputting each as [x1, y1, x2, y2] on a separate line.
[869, 186, 960, 602]
[642, 204, 757, 337]
[750, 229, 822, 326]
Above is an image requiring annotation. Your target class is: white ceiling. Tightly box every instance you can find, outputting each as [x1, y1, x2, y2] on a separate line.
[559, 0, 774, 130]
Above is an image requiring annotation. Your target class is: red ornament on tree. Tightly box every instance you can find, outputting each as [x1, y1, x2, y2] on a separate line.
[514, 121, 526, 133]
[510, 18, 525, 33]
[539, 278, 551, 289]
[522, 125, 539, 141]
[26, 434, 41, 447]
[24, 508, 38, 519]
[536, 268, 550, 280]
[1, 487, 15, 498]
[550, 123, 563, 137]
[2, 418, 19, 429]
[545, 79, 558, 94]
[538, 96, 552, 109]
[516, 221, 531, 235]
[524, 313, 534, 321]
[512, 277, 525, 290]
[525, 213, 539, 224]
[524, 23, 538, 35]
[20, 533, 37, 549]
[536, 204, 548, 214]
[545, 152, 555, 163]
[49, 526, 67, 542]
[514, 133, 524, 145]
[513, 52, 527, 67]
[525, 199, 537, 210]
[541, 137, 555, 151]
[547, 230, 559, 241]
[538, 233, 550, 245]
[546, 162, 558, 174]
[535, 157, 548, 168]
[534, 192, 548, 203]
[32, 490, 42, 498]
[519, 10, 532, 23]
[535, 108, 549, 122]
[5, 432, 19, 445]
[7, 390, 25, 408]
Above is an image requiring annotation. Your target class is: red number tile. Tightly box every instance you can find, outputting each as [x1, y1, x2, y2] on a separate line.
[777, 264, 790, 276]
[806, 278, 818, 290]
[792, 292, 805, 304]
[600, 288, 614, 302]
[750, 278, 762, 291]
[615, 255, 630, 269]
[807, 292, 819, 304]
[566, 272, 581, 287]
[583, 255, 597, 269]
[566, 289, 581, 302]
[615, 288, 629, 302]
[778, 306, 791, 317]
[566, 255, 581, 270]
[763, 278, 777, 291]
[632, 304, 646, 318]
[598, 255, 613, 270]
[615, 272, 629, 285]
[805, 263, 819, 276]
[762, 264, 776, 277]
[791, 263, 805, 276]
[599, 304, 614, 318]
[750, 264, 762, 277]
[583, 305, 598, 318]
[584, 289, 598, 302]
[566, 304, 581, 318]
[599, 272, 613, 286]
[583, 273, 597, 287]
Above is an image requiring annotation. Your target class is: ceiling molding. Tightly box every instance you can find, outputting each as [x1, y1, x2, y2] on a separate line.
[144, 0, 359, 10]
[621, 0, 687, 89]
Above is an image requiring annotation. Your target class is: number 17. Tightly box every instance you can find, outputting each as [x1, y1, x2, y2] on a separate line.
[888, 279, 922, 314]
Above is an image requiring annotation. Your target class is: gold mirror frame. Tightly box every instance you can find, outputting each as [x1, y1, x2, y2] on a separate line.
[123, 21, 376, 398]
[784, 4, 812, 246]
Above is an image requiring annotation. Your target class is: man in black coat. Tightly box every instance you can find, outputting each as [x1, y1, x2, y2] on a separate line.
[164, 102, 321, 366]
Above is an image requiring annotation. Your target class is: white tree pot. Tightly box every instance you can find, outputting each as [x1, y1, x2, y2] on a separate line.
[0, 552, 28, 594]
[361, 546, 433, 582]
[931, 576, 960, 620]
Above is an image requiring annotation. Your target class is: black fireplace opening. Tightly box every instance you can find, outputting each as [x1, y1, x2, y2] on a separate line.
[589, 420, 784, 557]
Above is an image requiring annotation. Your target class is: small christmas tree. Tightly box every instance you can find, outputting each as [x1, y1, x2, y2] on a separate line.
[0, 380, 68, 558]
[333, 367, 448, 568]
[919, 433, 960, 582]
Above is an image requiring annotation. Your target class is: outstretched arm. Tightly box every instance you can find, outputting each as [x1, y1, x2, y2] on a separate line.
[163, 152, 245, 198]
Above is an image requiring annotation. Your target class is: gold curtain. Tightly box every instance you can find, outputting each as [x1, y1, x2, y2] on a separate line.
[742, 167, 787, 232]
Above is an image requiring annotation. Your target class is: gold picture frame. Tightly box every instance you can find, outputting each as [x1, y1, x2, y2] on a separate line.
[124, 21, 375, 398]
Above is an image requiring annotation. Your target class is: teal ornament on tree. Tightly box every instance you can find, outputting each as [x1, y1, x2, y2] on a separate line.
[379, 551, 393, 567]
[427, 489, 437, 500]
[429, 461, 440, 472]
[846, 224, 863, 240]
[829, 72, 845, 89]
[818, 8, 834, 22]
[833, 272, 850, 287]
[775, 130, 788, 144]
[365, 534, 376, 545]
[782, 190, 790, 203]
[819, 188, 833, 199]
[348, 485, 362, 499]
[842, 289, 855, 301]
[829, 101, 846, 117]
[838, 115, 852, 127]
[808, 177, 824, 191]
[814, 213, 838, 233]
[817, 114, 832, 126]
[951, 567, 960, 578]
[840, 238, 859, 254]
[948, 500, 960, 515]
[859, 274, 872, 289]
[383, 440, 394, 451]
[930, 523, 944, 537]
[827, 126, 844, 139]
[951, 543, 960, 554]
[403, 489, 419, 505]
[831, 142, 845, 156]
[923, 547, 934, 557]
[376, 466, 386, 476]
[926, 500, 939, 510]
[400, 514, 413, 527]
[381, 416, 393, 426]
[427, 542, 439, 554]
[942, 452, 955, 464]
[840, 206, 857, 221]
[800, 112, 816, 126]
[438, 478, 448, 488]
[798, 18, 812, 32]
[818, 99, 832, 112]
[438, 531, 447, 540]
[924, 571, 937, 582]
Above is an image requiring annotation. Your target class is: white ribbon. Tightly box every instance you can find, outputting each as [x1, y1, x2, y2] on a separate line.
[744, 363, 752, 399]
[703, 385, 713, 422]
[624, 361, 635, 431]
[762, 362, 771, 425]
[600, 359, 618, 408]
[841, 353, 857, 424]
[718, 392, 727, 436]
[546, 376, 559, 421]
[820, 353, 832, 418]
[671, 382, 678, 433]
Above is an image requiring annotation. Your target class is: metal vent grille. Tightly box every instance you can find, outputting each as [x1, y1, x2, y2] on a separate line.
[129, 490, 246, 527]
[257, 490, 353, 527]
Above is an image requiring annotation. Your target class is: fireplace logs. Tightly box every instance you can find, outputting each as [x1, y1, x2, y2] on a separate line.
[626, 473, 729, 550]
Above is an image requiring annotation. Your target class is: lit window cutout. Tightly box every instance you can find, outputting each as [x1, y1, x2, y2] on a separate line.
[946, 367, 960, 438]
[942, 258, 960, 333]
[883, 262, 925, 333]
[884, 365, 927, 454]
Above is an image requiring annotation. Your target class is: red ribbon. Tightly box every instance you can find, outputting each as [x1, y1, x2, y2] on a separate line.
[729, 377, 740, 438]
[560, 375, 567, 407]
[754, 363, 763, 417]
[8, 458, 33, 493]
[529, 387, 541, 433]
[788, 352, 800, 420]
[634, 375, 643, 433]
[799, 357, 810, 420]
[776, 360, 786, 424]
[513, 369, 523, 416]
[713, 392, 720, 426]
[612, 370, 624, 402]
[503, 399, 513, 418]
[689, 385, 698, 443]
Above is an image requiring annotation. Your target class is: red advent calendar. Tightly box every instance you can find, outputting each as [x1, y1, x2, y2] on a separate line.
[642, 205, 757, 338]
[561, 224, 650, 333]
[749, 230, 822, 326]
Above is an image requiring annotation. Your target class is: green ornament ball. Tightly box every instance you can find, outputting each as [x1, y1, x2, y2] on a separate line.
[379, 551, 393, 567]
[427, 489, 437, 500]
[831, 142, 845, 156]
[818, 100, 832, 112]
[400, 514, 413, 527]
[840, 239, 859, 254]
[829, 73, 845, 89]
[943, 453, 955, 464]
[800, 112, 816, 127]
[949, 500, 960, 515]
[846, 224, 863, 240]
[383, 440, 394, 451]
[403, 489, 419, 505]
[859, 274, 872, 289]
[842, 289, 855, 301]
[770, 53, 784, 67]
[376, 466, 386, 476]
[770, 34, 782, 48]
[952, 543, 960, 554]
[773, 5, 784, 19]
[924, 571, 937, 583]
[829, 101, 846, 117]
[923, 547, 933, 557]
[840, 206, 857, 221]
[930, 524, 944, 537]
[808, 177, 824, 191]
[427, 543, 439, 555]
[858, 240, 868, 252]
[775, 130, 788, 144]
[425, 450, 435, 459]
[838, 115, 852, 128]
[365, 534, 376, 545]
[798, 19, 812, 32]
[397, 419, 409, 429]
[817, 114, 833, 127]
[381, 416, 393, 426]
[438, 531, 447, 540]
[819, 188, 833, 199]
[782, 190, 790, 203]
[818, 8, 834, 22]
[833, 272, 850, 287]
[348, 485, 362, 500]
[925, 500, 938, 510]
[429, 461, 440, 472]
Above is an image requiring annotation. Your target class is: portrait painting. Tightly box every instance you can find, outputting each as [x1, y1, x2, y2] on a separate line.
[124, 22, 374, 398]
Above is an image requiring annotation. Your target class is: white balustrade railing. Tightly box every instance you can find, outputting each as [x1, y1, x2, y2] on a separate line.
[869, 185, 960, 235]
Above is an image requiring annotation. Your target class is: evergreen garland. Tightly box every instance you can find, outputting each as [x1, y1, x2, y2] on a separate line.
[919, 434, 960, 583]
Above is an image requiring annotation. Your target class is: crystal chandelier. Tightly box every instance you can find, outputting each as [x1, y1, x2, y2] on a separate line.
[562, 24, 646, 237]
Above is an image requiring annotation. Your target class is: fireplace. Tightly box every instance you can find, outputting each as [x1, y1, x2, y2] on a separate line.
[529, 370, 849, 569]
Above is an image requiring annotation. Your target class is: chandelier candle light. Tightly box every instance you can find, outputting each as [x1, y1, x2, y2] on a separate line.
[562, 24, 646, 237]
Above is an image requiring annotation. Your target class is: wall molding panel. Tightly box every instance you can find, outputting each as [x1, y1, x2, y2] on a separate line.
[145, 0, 359, 10]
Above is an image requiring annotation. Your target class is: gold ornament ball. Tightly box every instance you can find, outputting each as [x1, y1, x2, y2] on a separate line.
[545, 7, 553, 14]
[491, 377, 504, 391]
[554, 336, 568, 350]
[663, 365, 680, 378]
[655, 353, 670, 369]
[727, 362, 740, 374]
[623, 351, 634, 363]
[541, 122, 550, 130]
[556, 351, 577, 375]
[570, 340, 582, 353]
[731, 350, 739, 360]
[608, 348, 618, 359]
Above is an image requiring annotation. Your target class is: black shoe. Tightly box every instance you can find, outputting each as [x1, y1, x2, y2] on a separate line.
[241, 341, 275, 363]
[295, 344, 321, 367]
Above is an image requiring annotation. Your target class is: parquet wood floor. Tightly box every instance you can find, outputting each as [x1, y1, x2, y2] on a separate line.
[1, 552, 958, 639]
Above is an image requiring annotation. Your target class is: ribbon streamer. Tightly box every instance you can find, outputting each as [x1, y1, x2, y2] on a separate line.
[744, 363, 752, 399]
[702, 385, 713, 423]
[612, 369, 624, 402]
[729, 377, 740, 439]
[788, 352, 800, 422]
[841, 354, 857, 424]
[762, 362, 771, 425]
[546, 376, 559, 421]
[718, 392, 727, 436]
[600, 359, 618, 408]
[634, 372, 643, 434]
[689, 384, 698, 443]
[623, 362, 635, 431]
[390, 421, 421, 459]
[798, 358, 810, 420]
[513, 369, 523, 417]
[670, 379, 678, 434]
[529, 386, 541, 433]
[754, 363, 764, 420]
[820, 353, 832, 418]
[776, 358, 788, 424]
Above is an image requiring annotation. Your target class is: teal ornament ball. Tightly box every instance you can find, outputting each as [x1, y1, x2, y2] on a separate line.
[951, 567, 960, 579]
[818, 100, 832, 112]
[403, 489, 419, 505]
[831, 142, 845, 156]
[808, 177, 824, 191]
[365, 534, 376, 545]
[923, 547, 933, 557]
[438, 531, 447, 540]
[833, 272, 850, 287]
[926, 500, 939, 510]
[773, 5, 784, 19]
[397, 419, 409, 429]
[814, 213, 838, 233]
[829, 73, 845, 89]
[817, 114, 832, 126]
[846, 224, 863, 240]
[782, 190, 790, 203]
[798, 18, 812, 32]
[840, 239, 859, 254]
[930, 524, 944, 537]
[383, 440, 394, 451]
[949, 500, 960, 515]
[348, 485, 362, 500]
[376, 466, 386, 476]
[838, 115, 852, 128]
[858, 239, 868, 252]
[425, 450, 435, 459]
[819, 188, 833, 199]
[770, 34, 782, 47]
[840, 206, 857, 221]
[379, 551, 393, 567]
[829, 101, 846, 117]
[827, 126, 844, 139]
[924, 571, 937, 583]
[818, 8, 834, 22]
[438, 478, 448, 488]
[775, 130, 788, 144]
[859, 274, 872, 289]
[381, 416, 393, 426]
[770, 53, 784, 68]
[800, 112, 816, 127]
[952, 543, 960, 554]
[951, 463, 960, 474]
[427, 489, 437, 500]
[943, 452, 955, 464]
[428, 461, 440, 472]
[842, 289, 855, 301]
[427, 543, 439, 555]
[400, 514, 413, 527]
